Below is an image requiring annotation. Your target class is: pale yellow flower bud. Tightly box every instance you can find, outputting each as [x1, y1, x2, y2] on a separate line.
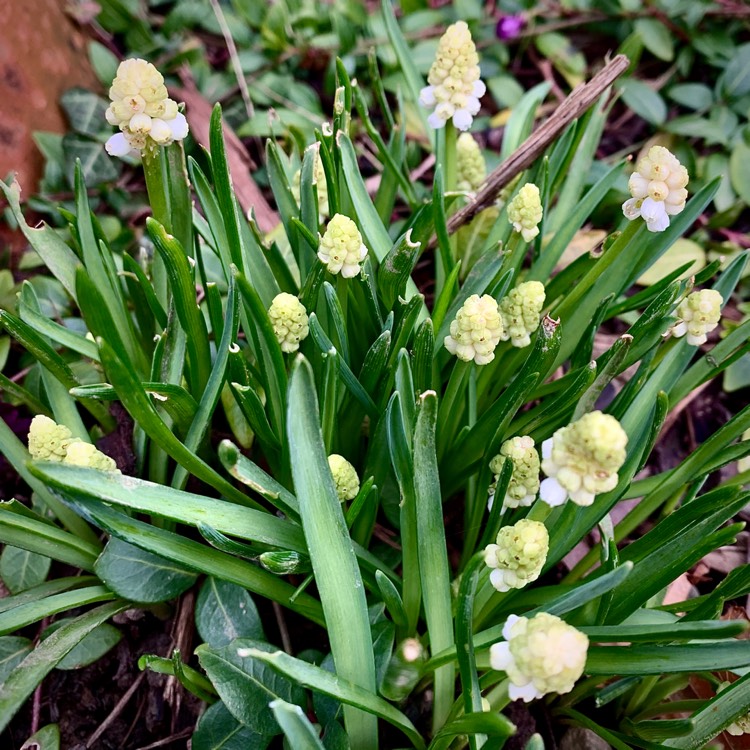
[540, 411, 627, 507]
[456, 133, 486, 192]
[483, 519, 548, 592]
[105, 58, 189, 157]
[318, 214, 368, 278]
[507, 184, 543, 242]
[444, 294, 504, 365]
[328, 454, 359, 501]
[488, 436, 540, 510]
[292, 152, 329, 222]
[622, 146, 688, 233]
[64, 442, 120, 473]
[673, 289, 722, 346]
[490, 613, 588, 701]
[419, 21, 486, 131]
[268, 293, 309, 353]
[28, 415, 79, 462]
[499, 281, 545, 348]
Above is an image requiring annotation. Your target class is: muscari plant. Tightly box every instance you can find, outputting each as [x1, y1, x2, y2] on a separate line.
[1, 6, 750, 749]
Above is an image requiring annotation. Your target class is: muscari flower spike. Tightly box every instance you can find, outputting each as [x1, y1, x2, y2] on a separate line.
[268, 293, 309, 353]
[483, 519, 548, 593]
[499, 281, 546, 348]
[673, 289, 722, 346]
[419, 21, 486, 131]
[318, 214, 368, 278]
[105, 58, 189, 158]
[507, 183, 543, 242]
[622, 145, 688, 232]
[64, 442, 120, 472]
[490, 613, 589, 702]
[456, 132, 486, 192]
[328, 454, 360, 502]
[540, 411, 627, 508]
[444, 294, 504, 366]
[488, 436, 540, 511]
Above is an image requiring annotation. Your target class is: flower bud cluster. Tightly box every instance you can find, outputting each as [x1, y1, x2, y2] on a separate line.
[444, 294, 504, 365]
[28, 415, 119, 472]
[457, 133, 486, 192]
[105, 59, 188, 157]
[673, 289, 722, 346]
[540, 411, 627, 507]
[483, 519, 548, 592]
[328, 454, 360, 502]
[499, 281, 546, 348]
[507, 184, 543, 242]
[419, 21, 486, 131]
[318, 214, 368, 278]
[488, 436, 540, 511]
[490, 613, 589, 702]
[268, 293, 309, 353]
[622, 146, 688, 232]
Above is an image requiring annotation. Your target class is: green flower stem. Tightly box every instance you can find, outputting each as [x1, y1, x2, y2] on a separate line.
[437, 359, 471, 461]
[443, 122, 458, 196]
[142, 144, 172, 309]
[500, 231, 526, 279]
[527, 499, 553, 523]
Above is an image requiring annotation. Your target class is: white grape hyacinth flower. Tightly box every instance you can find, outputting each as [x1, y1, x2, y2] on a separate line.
[672, 289, 722, 346]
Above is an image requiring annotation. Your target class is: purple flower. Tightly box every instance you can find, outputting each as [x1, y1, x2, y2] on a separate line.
[496, 14, 525, 40]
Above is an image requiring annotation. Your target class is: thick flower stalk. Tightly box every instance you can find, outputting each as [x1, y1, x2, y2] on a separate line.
[328, 454, 360, 502]
[268, 293, 309, 353]
[292, 153, 329, 221]
[28, 415, 118, 471]
[488, 436, 540, 511]
[490, 613, 589, 702]
[540, 411, 628, 507]
[318, 214, 368, 278]
[105, 58, 189, 157]
[456, 133, 486, 192]
[507, 184, 543, 242]
[419, 21, 486, 131]
[499, 281, 546, 348]
[622, 145, 688, 232]
[672, 289, 722, 346]
[444, 294, 504, 365]
[483, 519, 548, 592]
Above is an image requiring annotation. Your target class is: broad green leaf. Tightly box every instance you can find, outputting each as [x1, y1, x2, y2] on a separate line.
[95, 537, 197, 603]
[637, 239, 706, 286]
[634, 18, 674, 61]
[0, 545, 50, 594]
[63, 134, 120, 186]
[620, 79, 667, 125]
[0, 636, 32, 684]
[271, 698, 327, 749]
[192, 701, 271, 750]
[720, 42, 750, 99]
[668, 83, 713, 110]
[196, 578, 265, 648]
[730, 140, 750, 204]
[87, 41, 119, 86]
[44, 620, 121, 670]
[20, 724, 60, 750]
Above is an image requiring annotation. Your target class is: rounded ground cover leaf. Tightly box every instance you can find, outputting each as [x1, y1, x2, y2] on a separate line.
[94, 537, 197, 603]
[0, 546, 51, 594]
[197, 638, 306, 737]
[192, 701, 271, 750]
[41, 620, 121, 670]
[637, 238, 706, 286]
[195, 577, 265, 648]
[0, 636, 33, 684]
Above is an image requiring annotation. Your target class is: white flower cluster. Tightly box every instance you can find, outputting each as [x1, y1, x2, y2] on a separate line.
[622, 146, 688, 233]
[673, 289, 722, 346]
[105, 59, 189, 157]
[483, 519, 548, 592]
[268, 293, 309, 353]
[419, 21, 486, 131]
[488, 436, 540, 511]
[318, 214, 368, 278]
[328, 454, 359, 502]
[507, 184, 543, 242]
[444, 294, 504, 365]
[456, 133, 486, 192]
[499, 281, 546, 348]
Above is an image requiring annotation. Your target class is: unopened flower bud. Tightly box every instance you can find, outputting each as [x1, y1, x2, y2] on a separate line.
[419, 21, 486, 131]
[490, 613, 588, 702]
[499, 281, 545, 348]
[64, 441, 120, 473]
[622, 146, 688, 233]
[673, 289, 722, 346]
[380, 638, 426, 702]
[28, 415, 78, 462]
[507, 184, 543, 242]
[318, 214, 368, 278]
[540, 411, 627, 507]
[488, 436, 540, 511]
[292, 151, 329, 221]
[328, 454, 359, 501]
[457, 133, 486, 192]
[483, 519, 548, 592]
[268, 293, 309, 353]
[444, 294, 504, 366]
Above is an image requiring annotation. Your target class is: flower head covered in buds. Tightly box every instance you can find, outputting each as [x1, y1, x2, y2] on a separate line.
[622, 145, 688, 232]
[673, 289, 723, 346]
[328, 454, 360, 502]
[444, 294, 504, 365]
[499, 281, 546, 348]
[64, 442, 120, 472]
[488, 436, 540, 511]
[268, 293, 309, 353]
[419, 21, 486, 131]
[540, 411, 628, 507]
[456, 133, 486, 192]
[507, 184, 543, 242]
[105, 59, 189, 158]
[483, 519, 548, 592]
[318, 214, 368, 278]
[490, 613, 589, 702]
